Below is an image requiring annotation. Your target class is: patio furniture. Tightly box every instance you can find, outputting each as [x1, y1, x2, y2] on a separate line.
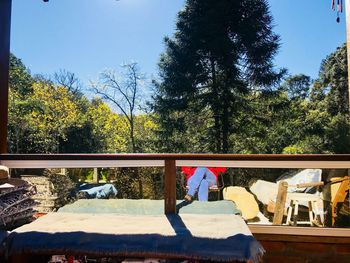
[330, 176, 349, 226]
[285, 192, 323, 226]
[273, 180, 324, 226]
[6, 199, 263, 263]
[0, 177, 37, 230]
[180, 171, 225, 200]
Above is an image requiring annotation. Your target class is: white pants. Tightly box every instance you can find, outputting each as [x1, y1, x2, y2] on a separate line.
[187, 167, 217, 201]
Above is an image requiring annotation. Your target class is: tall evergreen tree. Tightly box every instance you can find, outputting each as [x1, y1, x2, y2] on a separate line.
[318, 44, 348, 115]
[282, 44, 350, 154]
[8, 54, 34, 153]
[153, 0, 283, 153]
[312, 44, 350, 153]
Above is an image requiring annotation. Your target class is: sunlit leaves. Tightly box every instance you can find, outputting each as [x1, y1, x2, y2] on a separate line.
[23, 82, 80, 153]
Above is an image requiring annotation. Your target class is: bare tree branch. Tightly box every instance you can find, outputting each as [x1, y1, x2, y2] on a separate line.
[91, 62, 146, 198]
[54, 69, 82, 96]
[90, 62, 145, 153]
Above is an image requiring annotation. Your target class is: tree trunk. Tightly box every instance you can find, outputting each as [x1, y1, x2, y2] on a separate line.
[129, 116, 143, 198]
[15, 128, 19, 153]
[136, 169, 143, 199]
[222, 101, 229, 153]
[221, 85, 232, 154]
[210, 58, 222, 153]
[130, 117, 136, 153]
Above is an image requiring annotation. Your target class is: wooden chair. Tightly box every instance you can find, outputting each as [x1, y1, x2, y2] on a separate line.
[273, 181, 324, 226]
[277, 177, 349, 226]
[180, 171, 225, 200]
[330, 176, 349, 226]
[285, 192, 323, 226]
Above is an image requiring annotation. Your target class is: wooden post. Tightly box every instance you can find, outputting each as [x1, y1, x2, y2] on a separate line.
[164, 159, 176, 214]
[273, 181, 288, 225]
[0, 0, 12, 154]
[93, 168, 99, 183]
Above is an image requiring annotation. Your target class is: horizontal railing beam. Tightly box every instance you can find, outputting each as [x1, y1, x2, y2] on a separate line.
[1, 153, 349, 216]
[1, 154, 350, 169]
[0, 160, 165, 168]
[1, 153, 350, 161]
[2, 159, 350, 169]
[176, 160, 350, 169]
[249, 225, 350, 238]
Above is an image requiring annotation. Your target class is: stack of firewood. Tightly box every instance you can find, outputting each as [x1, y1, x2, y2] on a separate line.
[0, 166, 36, 230]
[21, 170, 75, 212]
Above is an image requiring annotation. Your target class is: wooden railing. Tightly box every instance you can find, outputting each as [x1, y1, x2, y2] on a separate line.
[1, 153, 350, 214]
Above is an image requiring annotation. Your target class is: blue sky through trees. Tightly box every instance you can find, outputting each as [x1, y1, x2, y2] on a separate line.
[11, 0, 346, 87]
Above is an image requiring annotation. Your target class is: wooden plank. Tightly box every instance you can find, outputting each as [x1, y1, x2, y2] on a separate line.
[331, 176, 349, 225]
[253, 233, 350, 244]
[272, 181, 288, 225]
[249, 224, 350, 237]
[1, 153, 350, 169]
[1, 153, 350, 161]
[164, 159, 176, 214]
[0, 0, 12, 154]
[177, 160, 350, 169]
[93, 168, 99, 183]
[0, 159, 166, 168]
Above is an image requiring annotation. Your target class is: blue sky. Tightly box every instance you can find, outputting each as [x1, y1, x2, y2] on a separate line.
[11, 0, 346, 88]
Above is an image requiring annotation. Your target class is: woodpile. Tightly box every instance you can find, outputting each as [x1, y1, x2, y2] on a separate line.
[21, 170, 75, 213]
[223, 186, 259, 220]
[0, 165, 9, 180]
[0, 166, 36, 230]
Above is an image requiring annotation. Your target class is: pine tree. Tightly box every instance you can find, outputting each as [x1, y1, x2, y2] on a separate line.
[153, 0, 283, 153]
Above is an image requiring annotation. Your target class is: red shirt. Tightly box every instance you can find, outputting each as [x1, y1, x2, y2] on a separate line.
[181, 167, 227, 183]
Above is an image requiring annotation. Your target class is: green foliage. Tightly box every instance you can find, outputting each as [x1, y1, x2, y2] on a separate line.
[85, 170, 94, 182]
[134, 114, 159, 153]
[86, 98, 129, 153]
[27, 83, 80, 153]
[8, 54, 34, 153]
[7, 14, 350, 199]
[280, 74, 311, 100]
[153, 0, 283, 153]
[325, 114, 350, 153]
[282, 136, 326, 154]
[319, 44, 348, 115]
[9, 53, 33, 96]
[9, 81, 81, 153]
[91, 63, 146, 153]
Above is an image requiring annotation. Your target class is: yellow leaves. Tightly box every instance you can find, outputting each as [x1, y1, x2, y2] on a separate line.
[134, 115, 157, 136]
[87, 100, 130, 153]
[30, 82, 79, 126]
[9, 79, 158, 153]
[283, 145, 304, 154]
[143, 118, 158, 130]
[25, 82, 81, 144]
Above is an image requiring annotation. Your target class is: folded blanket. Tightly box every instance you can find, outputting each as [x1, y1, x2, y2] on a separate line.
[58, 199, 242, 215]
[7, 212, 264, 262]
[77, 183, 118, 199]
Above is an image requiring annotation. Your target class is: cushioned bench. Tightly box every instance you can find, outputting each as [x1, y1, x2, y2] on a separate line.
[6, 200, 263, 262]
